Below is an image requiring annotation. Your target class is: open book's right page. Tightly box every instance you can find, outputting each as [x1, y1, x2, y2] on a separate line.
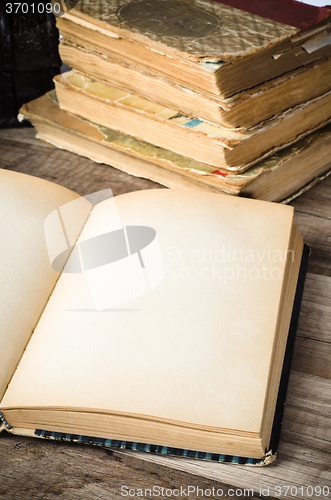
[1, 189, 297, 440]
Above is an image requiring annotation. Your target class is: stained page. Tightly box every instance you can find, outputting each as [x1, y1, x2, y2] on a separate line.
[0, 170, 81, 401]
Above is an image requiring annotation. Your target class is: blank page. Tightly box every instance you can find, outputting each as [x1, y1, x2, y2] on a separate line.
[1, 189, 294, 434]
[0, 170, 79, 401]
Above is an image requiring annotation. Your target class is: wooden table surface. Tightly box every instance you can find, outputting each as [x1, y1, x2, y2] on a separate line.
[0, 128, 330, 500]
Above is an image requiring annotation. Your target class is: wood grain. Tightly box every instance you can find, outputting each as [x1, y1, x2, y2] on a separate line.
[0, 433, 265, 500]
[291, 273, 331, 378]
[0, 128, 330, 500]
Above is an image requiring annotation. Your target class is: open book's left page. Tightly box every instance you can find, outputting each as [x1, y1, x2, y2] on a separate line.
[0, 170, 80, 401]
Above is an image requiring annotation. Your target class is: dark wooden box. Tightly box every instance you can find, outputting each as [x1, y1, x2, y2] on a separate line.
[0, 3, 61, 127]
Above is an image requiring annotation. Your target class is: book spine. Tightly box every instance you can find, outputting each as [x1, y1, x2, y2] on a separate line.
[33, 430, 274, 466]
[0, 410, 12, 430]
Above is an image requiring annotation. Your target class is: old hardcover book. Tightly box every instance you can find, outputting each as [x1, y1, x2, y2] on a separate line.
[55, 0, 331, 97]
[0, 168, 307, 464]
[59, 42, 331, 128]
[53, 70, 331, 171]
[19, 92, 331, 202]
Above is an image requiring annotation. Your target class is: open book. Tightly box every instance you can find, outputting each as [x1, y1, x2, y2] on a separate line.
[56, 0, 331, 97]
[0, 169, 308, 465]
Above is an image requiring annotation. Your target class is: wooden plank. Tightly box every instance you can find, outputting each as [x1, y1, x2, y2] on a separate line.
[293, 212, 331, 277]
[281, 408, 331, 449]
[286, 369, 331, 409]
[291, 175, 331, 220]
[0, 127, 49, 147]
[0, 130, 162, 197]
[290, 273, 331, 378]
[292, 337, 331, 378]
[118, 447, 330, 500]
[114, 371, 331, 500]
[0, 432, 263, 500]
[297, 274, 331, 343]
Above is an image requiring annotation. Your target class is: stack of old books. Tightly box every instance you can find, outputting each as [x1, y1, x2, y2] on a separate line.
[20, 0, 331, 201]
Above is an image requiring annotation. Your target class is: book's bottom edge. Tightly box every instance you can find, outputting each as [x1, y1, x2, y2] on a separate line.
[0, 246, 309, 469]
[0, 422, 276, 466]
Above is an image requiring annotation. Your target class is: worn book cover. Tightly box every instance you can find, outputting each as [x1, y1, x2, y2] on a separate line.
[57, 0, 331, 96]
[64, 0, 331, 60]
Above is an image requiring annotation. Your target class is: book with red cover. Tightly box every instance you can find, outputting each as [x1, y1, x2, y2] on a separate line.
[215, 0, 331, 31]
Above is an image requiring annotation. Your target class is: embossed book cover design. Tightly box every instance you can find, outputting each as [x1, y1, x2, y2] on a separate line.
[56, 0, 331, 97]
